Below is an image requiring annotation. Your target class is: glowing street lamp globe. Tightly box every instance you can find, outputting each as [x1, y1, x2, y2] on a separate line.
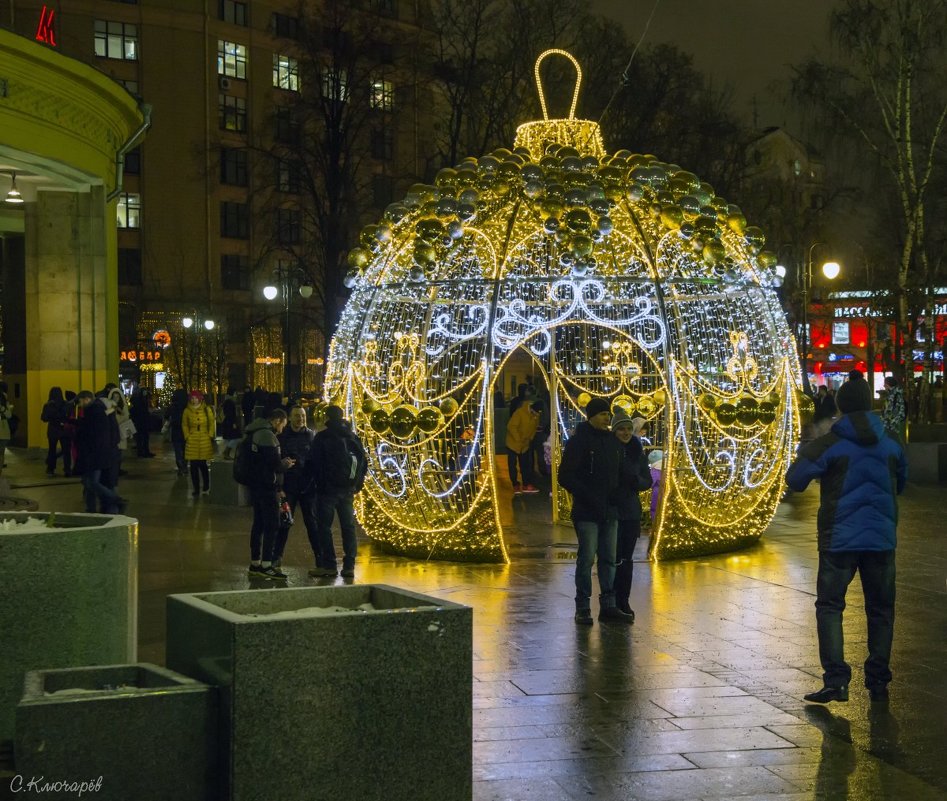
[262, 285, 279, 301]
[326, 51, 807, 562]
[822, 261, 841, 280]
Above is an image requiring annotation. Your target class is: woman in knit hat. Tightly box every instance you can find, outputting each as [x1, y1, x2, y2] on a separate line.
[182, 389, 217, 497]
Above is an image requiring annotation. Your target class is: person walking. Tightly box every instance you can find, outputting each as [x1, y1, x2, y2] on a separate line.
[881, 376, 906, 446]
[74, 390, 127, 514]
[166, 388, 188, 475]
[107, 385, 132, 477]
[786, 374, 907, 704]
[42, 387, 73, 477]
[130, 388, 155, 457]
[182, 390, 216, 497]
[218, 397, 242, 459]
[274, 406, 320, 571]
[505, 400, 543, 495]
[310, 405, 367, 579]
[611, 412, 652, 619]
[558, 397, 631, 625]
[812, 386, 837, 437]
[243, 408, 294, 579]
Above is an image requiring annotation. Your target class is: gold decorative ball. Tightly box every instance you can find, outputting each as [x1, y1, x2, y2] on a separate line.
[757, 401, 777, 424]
[439, 397, 459, 417]
[637, 396, 656, 417]
[612, 395, 636, 414]
[577, 392, 592, 409]
[416, 406, 445, 434]
[361, 397, 381, 415]
[652, 389, 667, 406]
[715, 402, 738, 425]
[389, 405, 418, 439]
[697, 393, 718, 412]
[369, 408, 390, 434]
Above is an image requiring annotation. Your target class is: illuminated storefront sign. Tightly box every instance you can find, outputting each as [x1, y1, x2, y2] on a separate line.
[35, 6, 56, 47]
[255, 356, 282, 365]
[831, 321, 850, 345]
[121, 348, 163, 363]
[834, 302, 947, 319]
[152, 329, 172, 348]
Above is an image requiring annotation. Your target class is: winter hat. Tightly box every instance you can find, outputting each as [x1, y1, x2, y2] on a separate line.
[836, 376, 872, 414]
[648, 449, 664, 468]
[325, 404, 345, 422]
[611, 409, 634, 429]
[585, 397, 611, 418]
[189, 390, 204, 401]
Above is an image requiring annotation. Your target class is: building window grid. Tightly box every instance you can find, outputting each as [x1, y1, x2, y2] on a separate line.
[271, 13, 299, 39]
[118, 248, 142, 285]
[217, 40, 247, 80]
[371, 128, 394, 161]
[219, 0, 248, 26]
[220, 148, 249, 186]
[321, 68, 349, 102]
[276, 208, 302, 245]
[116, 193, 141, 228]
[124, 147, 141, 175]
[94, 20, 138, 60]
[275, 106, 300, 144]
[221, 201, 250, 239]
[221, 254, 250, 290]
[273, 55, 300, 92]
[219, 95, 247, 132]
[277, 159, 301, 193]
[370, 77, 394, 111]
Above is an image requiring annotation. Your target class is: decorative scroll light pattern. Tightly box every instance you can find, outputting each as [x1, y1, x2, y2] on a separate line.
[326, 50, 807, 562]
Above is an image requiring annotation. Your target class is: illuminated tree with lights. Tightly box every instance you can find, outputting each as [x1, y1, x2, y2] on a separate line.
[326, 51, 809, 562]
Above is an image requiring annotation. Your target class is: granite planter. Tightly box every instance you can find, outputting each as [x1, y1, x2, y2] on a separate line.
[166, 585, 472, 801]
[15, 663, 215, 801]
[0, 512, 137, 742]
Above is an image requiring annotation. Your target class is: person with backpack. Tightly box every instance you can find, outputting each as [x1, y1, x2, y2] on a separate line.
[274, 406, 320, 572]
[309, 405, 367, 579]
[241, 408, 295, 580]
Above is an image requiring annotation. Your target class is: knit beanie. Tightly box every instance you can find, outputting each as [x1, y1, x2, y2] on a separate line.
[610, 409, 633, 429]
[836, 377, 872, 414]
[585, 397, 611, 418]
[189, 390, 204, 402]
[325, 404, 345, 422]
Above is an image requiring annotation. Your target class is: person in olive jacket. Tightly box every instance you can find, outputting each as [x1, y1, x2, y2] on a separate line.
[558, 397, 633, 625]
[611, 411, 652, 620]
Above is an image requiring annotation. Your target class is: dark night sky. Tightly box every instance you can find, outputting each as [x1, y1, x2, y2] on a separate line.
[591, 0, 838, 131]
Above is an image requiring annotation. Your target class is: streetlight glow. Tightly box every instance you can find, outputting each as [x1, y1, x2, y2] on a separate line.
[822, 261, 841, 280]
[204, 319, 215, 331]
[774, 264, 787, 279]
[182, 317, 194, 329]
[263, 285, 279, 300]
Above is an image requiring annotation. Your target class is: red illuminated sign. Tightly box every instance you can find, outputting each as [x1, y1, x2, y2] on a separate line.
[36, 6, 57, 47]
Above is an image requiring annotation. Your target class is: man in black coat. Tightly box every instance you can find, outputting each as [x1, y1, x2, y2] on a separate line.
[274, 406, 319, 571]
[309, 405, 367, 579]
[74, 391, 127, 514]
[558, 398, 632, 625]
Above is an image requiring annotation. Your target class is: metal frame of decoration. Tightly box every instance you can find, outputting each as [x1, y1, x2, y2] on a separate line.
[325, 51, 808, 562]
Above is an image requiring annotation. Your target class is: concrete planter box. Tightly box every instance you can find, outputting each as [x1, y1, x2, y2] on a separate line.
[206, 462, 250, 506]
[167, 585, 472, 801]
[15, 663, 215, 801]
[0, 512, 137, 742]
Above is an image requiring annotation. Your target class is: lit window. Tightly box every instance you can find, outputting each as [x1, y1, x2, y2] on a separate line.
[321, 68, 348, 102]
[219, 95, 247, 132]
[116, 193, 140, 228]
[370, 78, 393, 111]
[94, 20, 138, 60]
[219, 0, 247, 26]
[273, 55, 300, 92]
[217, 40, 247, 79]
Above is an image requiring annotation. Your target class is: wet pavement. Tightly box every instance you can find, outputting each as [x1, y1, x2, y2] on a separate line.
[6, 442, 947, 800]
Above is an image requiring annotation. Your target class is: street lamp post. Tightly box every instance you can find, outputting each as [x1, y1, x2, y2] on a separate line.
[799, 243, 841, 394]
[263, 266, 313, 398]
[181, 313, 216, 392]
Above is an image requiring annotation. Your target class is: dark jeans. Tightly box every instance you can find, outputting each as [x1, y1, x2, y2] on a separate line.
[189, 460, 209, 493]
[46, 433, 72, 475]
[172, 437, 186, 473]
[274, 488, 319, 563]
[574, 519, 617, 611]
[316, 489, 357, 570]
[506, 448, 533, 486]
[615, 518, 641, 609]
[81, 468, 122, 513]
[135, 429, 151, 456]
[815, 549, 896, 689]
[249, 487, 280, 563]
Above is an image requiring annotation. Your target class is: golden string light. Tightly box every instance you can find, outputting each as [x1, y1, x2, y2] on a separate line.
[327, 51, 809, 562]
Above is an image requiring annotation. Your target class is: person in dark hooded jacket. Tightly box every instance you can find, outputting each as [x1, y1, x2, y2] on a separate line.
[786, 374, 907, 704]
[558, 397, 632, 625]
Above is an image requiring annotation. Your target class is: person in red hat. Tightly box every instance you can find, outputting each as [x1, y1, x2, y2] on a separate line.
[182, 389, 217, 497]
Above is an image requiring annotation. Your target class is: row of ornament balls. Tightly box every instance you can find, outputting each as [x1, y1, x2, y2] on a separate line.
[577, 391, 667, 419]
[362, 397, 460, 439]
[697, 392, 786, 426]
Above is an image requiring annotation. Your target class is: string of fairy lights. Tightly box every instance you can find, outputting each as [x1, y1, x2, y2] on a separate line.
[324, 51, 807, 563]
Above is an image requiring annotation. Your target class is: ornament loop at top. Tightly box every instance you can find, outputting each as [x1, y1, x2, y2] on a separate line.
[534, 49, 582, 121]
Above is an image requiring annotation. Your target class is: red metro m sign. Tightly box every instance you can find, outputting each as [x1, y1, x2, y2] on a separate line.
[36, 6, 57, 47]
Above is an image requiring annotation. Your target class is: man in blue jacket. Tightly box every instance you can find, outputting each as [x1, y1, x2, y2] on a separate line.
[786, 374, 907, 703]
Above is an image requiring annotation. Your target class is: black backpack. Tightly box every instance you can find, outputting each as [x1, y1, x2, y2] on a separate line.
[325, 432, 366, 489]
[232, 433, 257, 486]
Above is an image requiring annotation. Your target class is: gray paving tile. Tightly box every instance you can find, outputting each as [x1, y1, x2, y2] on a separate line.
[473, 734, 619, 764]
[473, 753, 692, 782]
[597, 725, 797, 756]
[473, 777, 575, 801]
[668, 711, 803, 730]
[682, 747, 822, 769]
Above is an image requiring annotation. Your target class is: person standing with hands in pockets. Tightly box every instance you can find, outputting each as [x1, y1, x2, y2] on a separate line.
[182, 390, 216, 497]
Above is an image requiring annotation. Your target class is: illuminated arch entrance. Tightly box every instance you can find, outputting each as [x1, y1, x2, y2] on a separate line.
[326, 52, 806, 562]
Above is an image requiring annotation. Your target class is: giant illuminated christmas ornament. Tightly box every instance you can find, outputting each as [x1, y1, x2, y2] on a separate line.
[326, 50, 810, 562]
